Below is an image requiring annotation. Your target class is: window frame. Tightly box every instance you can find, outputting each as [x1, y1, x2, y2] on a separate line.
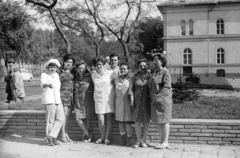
[181, 20, 186, 36]
[183, 48, 192, 65]
[189, 19, 194, 35]
[217, 48, 225, 64]
[217, 19, 224, 35]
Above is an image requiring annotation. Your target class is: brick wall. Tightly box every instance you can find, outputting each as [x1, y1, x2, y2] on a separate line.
[0, 111, 240, 145]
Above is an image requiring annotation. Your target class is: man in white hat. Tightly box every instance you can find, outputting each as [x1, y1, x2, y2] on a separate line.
[40, 58, 65, 146]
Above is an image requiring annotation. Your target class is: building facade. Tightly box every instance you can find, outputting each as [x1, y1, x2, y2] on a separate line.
[158, 0, 240, 77]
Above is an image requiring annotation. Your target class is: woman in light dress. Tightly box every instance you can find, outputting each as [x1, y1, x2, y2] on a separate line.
[91, 55, 116, 145]
[114, 62, 133, 146]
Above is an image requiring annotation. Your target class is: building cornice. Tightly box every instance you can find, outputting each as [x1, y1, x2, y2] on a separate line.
[163, 34, 240, 40]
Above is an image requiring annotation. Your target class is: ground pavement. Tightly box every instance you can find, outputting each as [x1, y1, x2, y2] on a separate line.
[0, 134, 239, 158]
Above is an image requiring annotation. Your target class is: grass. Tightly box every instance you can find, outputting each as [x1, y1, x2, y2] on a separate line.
[0, 98, 43, 110]
[1, 96, 240, 120]
[172, 96, 240, 119]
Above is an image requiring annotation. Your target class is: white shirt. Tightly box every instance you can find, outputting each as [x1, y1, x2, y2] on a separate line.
[40, 72, 61, 105]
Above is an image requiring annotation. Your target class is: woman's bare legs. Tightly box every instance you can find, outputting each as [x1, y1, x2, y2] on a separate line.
[97, 114, 105, 142]
[61, 106, 72, 141]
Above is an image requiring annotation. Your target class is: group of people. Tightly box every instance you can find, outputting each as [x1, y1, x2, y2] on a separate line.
[4, 58, 25, 104]
[41, 53, 172, 149]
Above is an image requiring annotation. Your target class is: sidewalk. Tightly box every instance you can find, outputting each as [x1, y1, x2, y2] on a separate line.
[0, 134, 239, 158]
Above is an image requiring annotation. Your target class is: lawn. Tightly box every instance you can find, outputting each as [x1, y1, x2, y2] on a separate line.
[1, 96, 240, 119]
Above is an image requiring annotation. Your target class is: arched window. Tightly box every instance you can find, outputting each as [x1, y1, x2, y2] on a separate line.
[217, 19, 224, 34]
[217, 48, 225, 64]
[183, 48, 192, 65]
[189, 20, 193, 35]
[181, 20, 186, 36]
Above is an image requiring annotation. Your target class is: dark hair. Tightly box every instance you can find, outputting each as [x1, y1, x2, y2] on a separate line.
[119, 61, 130, 69]
[137, 58, 148, 66]
[153, 54, 167, 67]
[92, 55, 106, 67]
[76, 60, 87, 69]
[63, 54, 75, 64]
[110, 53, 120, 60]
[7, 58, 15, 63]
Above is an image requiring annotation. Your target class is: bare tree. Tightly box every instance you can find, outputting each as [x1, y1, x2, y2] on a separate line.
[26, 0, 71, 54]
[94, 0, 143, 62]
[54, 0, 106, 56]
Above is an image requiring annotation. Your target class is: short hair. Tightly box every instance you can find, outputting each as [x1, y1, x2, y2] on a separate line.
[119, 61, 130, 69]
[153, 54, 167, 67]
[63, 54, 75, 64]
[92, 55, 106, 67]
[137, 58, 148, 66]
[76, 60, 87, 69]
[110, 53, 120, 60]
[7, 58, 15, 63]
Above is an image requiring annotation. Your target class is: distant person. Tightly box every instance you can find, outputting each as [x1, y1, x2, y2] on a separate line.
[40, 59, 65, 146]
[113, 62, 133, 146]
[5, 58, 25, 103]
[74, 60, 95, 142]
[109, 53, 120, 77]
[104, 56, 111, 70]
[91, 55, 115, 145]
[59, 54, 75, 142]
[150, 54, 172, 149]
[129, 59, 151, 148]
[4, 58, 15, 103]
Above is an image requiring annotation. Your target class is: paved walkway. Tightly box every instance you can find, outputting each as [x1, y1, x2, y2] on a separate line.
[0, 134, 239, 158]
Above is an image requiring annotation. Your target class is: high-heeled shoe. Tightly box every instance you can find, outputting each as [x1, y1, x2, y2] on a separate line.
[96, 138, 104, 144]
[104, 139, 110, 145]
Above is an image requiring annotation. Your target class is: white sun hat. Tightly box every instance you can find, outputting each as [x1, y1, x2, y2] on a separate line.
[45, 59, 61, 69]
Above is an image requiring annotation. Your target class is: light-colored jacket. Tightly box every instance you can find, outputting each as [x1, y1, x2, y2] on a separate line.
[11, 69, 25, 98]
[40, 72, 61, 105]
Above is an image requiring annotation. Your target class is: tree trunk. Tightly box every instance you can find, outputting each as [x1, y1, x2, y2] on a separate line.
[122, 42, 129, 63]
[17, 53, 21, 70]
[49, 8, 71, 54]
[96, 44, 100, 56]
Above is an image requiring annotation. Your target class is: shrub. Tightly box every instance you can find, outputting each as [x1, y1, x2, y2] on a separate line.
[172, 76, 201, 104]
[185, 73, 200, 84]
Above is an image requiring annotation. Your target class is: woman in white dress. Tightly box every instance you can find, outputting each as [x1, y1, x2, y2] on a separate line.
[91, 55, 116, 145]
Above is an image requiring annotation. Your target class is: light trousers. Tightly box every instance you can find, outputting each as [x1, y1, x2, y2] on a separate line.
[45, 103, 65, 138]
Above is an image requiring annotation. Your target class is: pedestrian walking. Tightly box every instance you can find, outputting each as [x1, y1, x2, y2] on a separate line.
[4, 58, 15, 103]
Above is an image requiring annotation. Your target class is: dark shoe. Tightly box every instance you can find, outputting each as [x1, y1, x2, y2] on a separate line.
[120, 134, 127, 146]
[126, 136, 132, 146]
[5, 100, 10, 103]
[53, 138, 60, 145]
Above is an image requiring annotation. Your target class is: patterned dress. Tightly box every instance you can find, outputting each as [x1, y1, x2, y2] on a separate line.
[74, 70, 95, 119]
[59, 68, 74, 107]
